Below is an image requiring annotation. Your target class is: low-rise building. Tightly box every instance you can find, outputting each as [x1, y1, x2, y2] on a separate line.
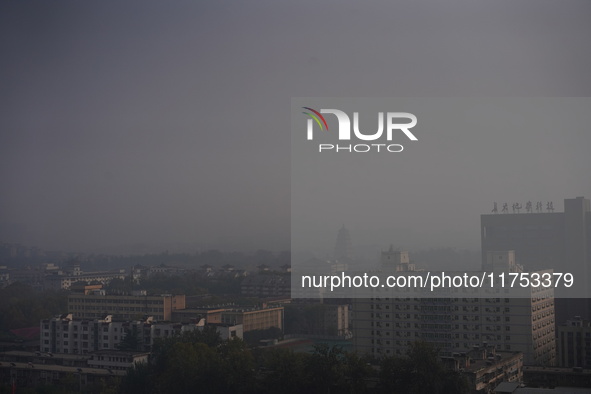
[0, 361, 124, 391]
[0, 349, 148, 372]
[41, 314, 243, 354]
[171, 307, 226, 324]
[221, 306, 284, 332]
[241, 274, 290, 298]
[173, 305, 285, 334]
[40, 314, 146, 354]
[44, 270, 127, 291]
[443, 344, 523, 393]
[68, 291, 186, 321]
[87, 350, 149, 371]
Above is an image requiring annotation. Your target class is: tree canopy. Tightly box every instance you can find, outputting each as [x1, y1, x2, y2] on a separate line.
[120, 337, 469, 394]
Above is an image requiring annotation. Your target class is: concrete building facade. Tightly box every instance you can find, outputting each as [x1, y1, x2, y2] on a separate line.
[353, 250, 556, 366]
[220, 306, 284, 332]
[353, 293, 555, 366]
[40, 314, 148, 354]
[68, 291, 186, 321]
[556, 317, 591, 368]
[481, 196, 591, 322]
[442, 345, 523, 394]
[40, 314, 243, 354]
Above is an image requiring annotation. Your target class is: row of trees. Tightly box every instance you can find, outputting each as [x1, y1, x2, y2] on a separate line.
[0, 325, 468, 393]
[120, 328, 470, 394]
[82, 249, 291, 272]
[0, 282, 67, 332]
[106, 273, 252, 301]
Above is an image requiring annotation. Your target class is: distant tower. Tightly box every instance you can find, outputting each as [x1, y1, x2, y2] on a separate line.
[334, 225, 353, 261]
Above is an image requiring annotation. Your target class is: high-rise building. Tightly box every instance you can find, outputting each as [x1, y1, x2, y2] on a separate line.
[353, 250, 556, 366]
[481, 196, 591, 323]
[482, 197, 590, 276]
[353, 295, 555, 365]
[556, 316, 591, 368]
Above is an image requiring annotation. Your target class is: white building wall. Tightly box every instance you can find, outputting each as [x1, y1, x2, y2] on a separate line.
[353, 289, 555, 365]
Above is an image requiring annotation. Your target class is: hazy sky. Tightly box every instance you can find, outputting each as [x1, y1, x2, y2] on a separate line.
[1, 1, 591, 254]
[291, 98, 591, 255]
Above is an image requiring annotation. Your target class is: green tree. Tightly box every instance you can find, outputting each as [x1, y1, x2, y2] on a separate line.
[378, 341, 470, 394]
[119, 362, 154, 394]
[342, 352, 374, 393]
[256, 348, 312, 394]
[121, 327, 261, 394]
[117, 326, 141, 351]
[218, 339, 256, 392]
[305, 344, 347, 393]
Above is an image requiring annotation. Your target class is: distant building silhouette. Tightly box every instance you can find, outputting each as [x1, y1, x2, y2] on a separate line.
[334, 225, 353, 261]
[381, 245, 415, 272]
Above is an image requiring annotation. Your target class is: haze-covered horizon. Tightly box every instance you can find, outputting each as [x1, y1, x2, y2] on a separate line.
[2, 1, 591, 255]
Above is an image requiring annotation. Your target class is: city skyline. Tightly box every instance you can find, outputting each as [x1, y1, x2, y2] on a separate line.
[2, 1, 591, 393]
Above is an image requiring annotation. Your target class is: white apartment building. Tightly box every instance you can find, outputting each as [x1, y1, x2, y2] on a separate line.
[87, 351, 149, 371]
[41, 314, 243, 354]
[40, 314, 147, 354]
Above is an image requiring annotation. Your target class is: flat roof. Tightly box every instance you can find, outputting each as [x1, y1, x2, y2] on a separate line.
[89, 350, 150, 357]
[0, 361, 126, 376]
[0, 350, 87, 361]
[524, 366, 591, 375]
[515, 388, 591, 394]
[446, 351, 522, 374]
